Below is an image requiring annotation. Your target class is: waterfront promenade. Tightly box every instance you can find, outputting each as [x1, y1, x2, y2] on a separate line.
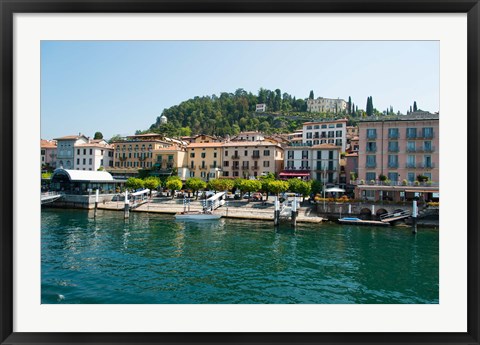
[98, 198, 324, 223]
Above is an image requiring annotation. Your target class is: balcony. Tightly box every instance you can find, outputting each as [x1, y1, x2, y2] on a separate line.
[406, 147, 417, 153]
[189, 165, 196, 170]
[241, 166, 250, 170]
[405, 163, 417, 169]
[366, 134, 377, 140]
[231, 155, 240, 159]
[232, 166, 240, 171]
[351, 179, 439, 187]
[417, 146, 435, 153]
[366, 163, 377, 169]
[252, 165, 260, 170]
[388, 133, 399, 139]
[418, 162, 436, 169]
[251, 155, 260, 159]
[366, 148, 377, 153]
[209, 165, 219, 169]
[199, 165, 208, 170]
[388, 162, 399, 169]
[388, 147, 399, 153]
[418, 132, 435, 139]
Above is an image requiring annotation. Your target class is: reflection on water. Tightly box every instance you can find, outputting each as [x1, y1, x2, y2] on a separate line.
[42, 209, 439, 304]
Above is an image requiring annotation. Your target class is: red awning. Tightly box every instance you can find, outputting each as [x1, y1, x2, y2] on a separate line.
[279, 172, 310, 177]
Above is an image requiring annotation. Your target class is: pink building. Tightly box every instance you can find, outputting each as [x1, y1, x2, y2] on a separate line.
[356, 112, 439, 201]
[41, 139, 57, 171]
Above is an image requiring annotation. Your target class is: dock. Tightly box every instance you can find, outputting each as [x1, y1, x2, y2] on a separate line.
[338, 218, 390, 227]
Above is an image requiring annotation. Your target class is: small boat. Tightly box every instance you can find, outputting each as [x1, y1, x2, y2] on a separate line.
[174, 211, 222, 220]
[338, 217, 390, 227]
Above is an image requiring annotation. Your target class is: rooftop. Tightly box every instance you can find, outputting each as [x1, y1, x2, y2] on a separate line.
[358, 111, 439, 123]
[52, 168, 114, 182]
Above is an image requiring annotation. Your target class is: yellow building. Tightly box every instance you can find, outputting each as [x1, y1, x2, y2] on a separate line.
[186, 142, 223, 181]
[152, 145, 187, 179]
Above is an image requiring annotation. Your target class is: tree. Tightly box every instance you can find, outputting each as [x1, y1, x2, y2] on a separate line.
[109, 134, 123, 143]
[366, 96, 374, 116]
[94, 132, 103, 140]
[125, 177, 144, 191]
[309, 90, 315, 99]
[166, 178, 182, 198]
[97, 166, 105, 171]
[207, 178, 234, 192]
[310, 180, 323, 195]
[287, 179, 311, 202]
[143, 176, 161, 196]
[243, 180, 262, 197]
[185, 177, 207, 199]
[348, 96, 352, 114]
[266, 180, 289, 197]
[413, 101, 418, 112]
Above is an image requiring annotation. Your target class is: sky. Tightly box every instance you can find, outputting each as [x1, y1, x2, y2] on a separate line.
[41, 41, 439, 140]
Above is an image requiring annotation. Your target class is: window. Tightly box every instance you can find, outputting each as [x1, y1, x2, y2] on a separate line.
[366, 155, 376, 168]
[263, 161, 270, 167]
[424, 173, 432, 181]
[335, 139, 342, 146]
[89, 158, 92, 165]
[406, 128, 417, 139]
[287, 151, 294, 159]
[244, 150, 248, 156]
[83, 149, 86, 155]
[424, 155, 432, 168]
[201, 152, 206, 158]
[407, 172, 415, 182]
[422, 127, 434, 138]
[77, 149, 80, 155]
[336, 123, 343, 128]
[223, 171, 229, 177]
[224, 161, 229, 167]
[321, 124, 327, 129]
[225, 151, 228, 156]
[190, 152, 195, 158]
[201, 171, 206, 178]
[329, 151, 334, 159]
[189, 171, 195, 177]
[388, 155, 398, 168]
[328, 131, 334, 138]
[76, 158, 80, 164]
[190, 162, 194, 169]
[314, 125, 319, 129]
[366, 172, 376, 181]
[214, 152, 217, 158]
[89, 149, 92, 155]
[366, 128, 377, 139]
[424, 141, 433, 152]
[335, 130, 342, 137]
[264, 150, 270, 156]
[388, 172, 399, 182]
[407, 141, 416, 152]
[366, 142, 377, 152]
[306, 125, 312, 130]
[328, 124, 335, 128]
[301, 150, 308, 159]
[317, 151, 322, 159]
[306, 132, 312, 139]
[82, 158, 86, 164]
[407, 155, 416, 168]
[388, 128, 399, 139]
[388, 141, 399, 152]
[233, 171, 239, 177]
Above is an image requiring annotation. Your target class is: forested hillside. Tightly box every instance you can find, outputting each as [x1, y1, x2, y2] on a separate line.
[140, 88, 359, 138]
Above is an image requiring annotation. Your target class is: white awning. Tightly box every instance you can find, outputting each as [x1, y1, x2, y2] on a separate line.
[325, 187, 345, 193]
[131, 189, 150, 196]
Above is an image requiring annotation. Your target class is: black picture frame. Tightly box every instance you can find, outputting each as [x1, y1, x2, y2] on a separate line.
[1, 1, 479, 344]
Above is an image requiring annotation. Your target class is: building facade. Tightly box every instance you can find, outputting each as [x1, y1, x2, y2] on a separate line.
[152, 146, 187, 179]
[74, 139, 114, 171]
[357, 112, 439, 185]
[302, 119, 348, 152]
[186, 142, 224, 181]
[306, 97, 348, 113]
[41, 139, 57, 171]
[222, 141, 284, 179]
[54, 134, 89, 169]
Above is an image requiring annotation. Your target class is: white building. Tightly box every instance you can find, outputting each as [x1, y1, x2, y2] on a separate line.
[307, 97, 348, 113]
[302, 119, 348, 152]
[54, 134, 89, 169]
[231, 131, 265, 142]
[256, 104, 266, 112]
[74, 139, 114, 171]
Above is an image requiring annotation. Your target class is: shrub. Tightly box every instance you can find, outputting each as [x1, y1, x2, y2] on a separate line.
[402, 179, 408, 186]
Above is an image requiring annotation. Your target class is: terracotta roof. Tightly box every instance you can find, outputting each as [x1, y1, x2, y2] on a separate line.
[41, 140, 57, 148]
[223, 141, 281, 148]
[187, 142, 224, 148]
[311, 144, 341, 149]
[153, 146, 185, 151]
[127, 133, 163, 138]
[54, 134, 88, 140]
[75, 143, 113, 149]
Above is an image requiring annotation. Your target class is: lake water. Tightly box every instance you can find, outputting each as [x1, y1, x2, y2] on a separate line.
[41, 209, 438, 304]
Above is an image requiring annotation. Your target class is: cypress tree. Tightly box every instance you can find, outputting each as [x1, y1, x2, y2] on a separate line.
[309, 90, 314, 99]
[348, 96, 352, 114]
[413, 101, 418, 112]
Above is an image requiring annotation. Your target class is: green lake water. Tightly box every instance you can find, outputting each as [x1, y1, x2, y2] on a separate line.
[41, 209, 439, 304]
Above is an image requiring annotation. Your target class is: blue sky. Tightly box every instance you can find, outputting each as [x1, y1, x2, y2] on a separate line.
[41, 41, 439, 140]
